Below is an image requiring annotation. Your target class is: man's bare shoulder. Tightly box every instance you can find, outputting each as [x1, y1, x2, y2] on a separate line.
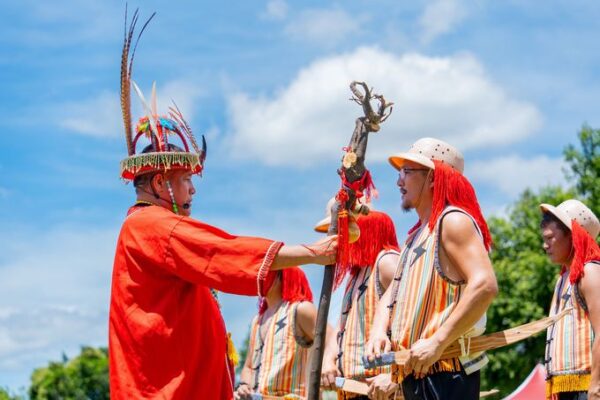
[296, 301, 317, 318]
[440, 211, 479, 245]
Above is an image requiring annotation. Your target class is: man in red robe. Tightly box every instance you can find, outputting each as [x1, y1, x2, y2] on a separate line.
[111, 16, 336, 397]
[109, 169, 335, 399]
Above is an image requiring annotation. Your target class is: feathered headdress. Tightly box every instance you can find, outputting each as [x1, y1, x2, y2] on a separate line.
[119, 7, 207, 180]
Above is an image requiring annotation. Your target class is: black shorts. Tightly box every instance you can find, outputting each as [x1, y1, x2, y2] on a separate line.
[557, 392, 587, 400]
[401, 370, 480, 400]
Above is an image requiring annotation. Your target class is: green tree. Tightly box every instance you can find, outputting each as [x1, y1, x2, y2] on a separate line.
[0, 387, 24, 400]
[481, 125, 600, 395]
[29, 347, 108, 400]
[564, 124, 600, 217]
[236, 329, 251, 376]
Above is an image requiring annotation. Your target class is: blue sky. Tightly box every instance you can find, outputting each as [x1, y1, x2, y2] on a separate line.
[1, 0, 599, 392]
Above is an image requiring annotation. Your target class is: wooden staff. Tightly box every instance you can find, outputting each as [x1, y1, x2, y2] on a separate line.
[362, 308, 571, 369]
[306, 82, 393, 399]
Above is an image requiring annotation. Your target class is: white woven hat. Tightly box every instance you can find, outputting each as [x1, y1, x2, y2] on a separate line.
[388, 137, 464, 174]
[540, 199, 600, 239]
[314, 197, 337, 233]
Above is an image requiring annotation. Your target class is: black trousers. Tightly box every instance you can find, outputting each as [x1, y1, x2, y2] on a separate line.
[401, 370, 480, 400]
[558, 392, 587, 400]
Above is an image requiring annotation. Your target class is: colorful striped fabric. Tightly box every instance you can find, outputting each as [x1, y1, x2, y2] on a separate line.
[545, 266, 597, 398]
[388, 206, 485, 382]
[248, 302, 311, 397]
[338, 251, 399, 385]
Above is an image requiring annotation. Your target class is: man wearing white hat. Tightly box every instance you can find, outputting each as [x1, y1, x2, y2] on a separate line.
[540, 200, 600, 399]
[366, 138, 498, 399]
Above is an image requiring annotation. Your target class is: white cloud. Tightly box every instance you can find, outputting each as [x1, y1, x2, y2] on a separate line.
[58, 91, 121, 138]
[2, 0, 121, 47]
[225, 47, 542, 167]
[469, 154, 567, 198]
[262, 0, 288, 21]
[56, 80, 204, 139]
[419, 0, 468, 44]
[284, 7, 363, 46]
[0, 225, 117, 388]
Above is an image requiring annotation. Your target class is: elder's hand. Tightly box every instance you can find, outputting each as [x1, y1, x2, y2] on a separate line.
[305, 235, 338, 265]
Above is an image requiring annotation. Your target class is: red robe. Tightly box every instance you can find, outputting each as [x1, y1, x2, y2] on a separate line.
[109, 205, 282, 399]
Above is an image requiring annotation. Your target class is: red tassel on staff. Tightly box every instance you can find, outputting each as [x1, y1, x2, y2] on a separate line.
[340, 169, 378, 202]
[335, 189, 351, 289]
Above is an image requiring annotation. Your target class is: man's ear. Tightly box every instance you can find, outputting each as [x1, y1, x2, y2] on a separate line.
[151, 173, 165, 193]
[427, 170, 434, 190]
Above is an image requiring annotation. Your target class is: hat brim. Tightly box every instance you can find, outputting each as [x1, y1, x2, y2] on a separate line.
[314, 216, 331, 233]
[388, 153, 435, 171]
[540, 203, 573, 231]
[120, 152, 202, 180]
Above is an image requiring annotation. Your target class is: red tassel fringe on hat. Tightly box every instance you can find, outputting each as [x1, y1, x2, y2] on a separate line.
[429, 160, 492, 251]
[566, 220, 600, 284]
[259, 267, 313, 314]
[347, 211, 400, 278]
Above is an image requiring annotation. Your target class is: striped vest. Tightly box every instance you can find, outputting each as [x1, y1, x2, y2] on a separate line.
[249, 301, 312, 397]
[545, 262, 599, 397]
[338, 251, 399, 383]
[388, 206, 487, 381]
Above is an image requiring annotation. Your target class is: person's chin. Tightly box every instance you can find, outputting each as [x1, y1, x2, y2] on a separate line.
[401, 199, 413, 212]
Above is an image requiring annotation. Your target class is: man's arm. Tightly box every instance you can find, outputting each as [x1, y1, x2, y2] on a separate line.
[377, 251, 401, 292]
[271, 236, 338, 270]
[295, 302, 339, 389]
[406, 212, 497, 378]
[321, 321, 341, 390]
[578, 263, 600, 399]
[235, 331, 255, 400]
[364, 284, 394, 360]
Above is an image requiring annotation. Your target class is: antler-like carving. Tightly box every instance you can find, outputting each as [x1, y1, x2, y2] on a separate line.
[306, 81, 393, 400]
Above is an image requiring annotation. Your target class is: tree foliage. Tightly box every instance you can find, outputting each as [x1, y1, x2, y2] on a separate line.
[28, 347, 108, 400]
[0, 387, 24, 400]
[564, 124, 600, 217]
[481, 125, 600, 396]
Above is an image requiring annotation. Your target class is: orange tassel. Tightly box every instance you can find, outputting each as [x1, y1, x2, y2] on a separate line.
[348, 211, 399, 276]
[568, 220, 600, 284]
[430, 160, 492, 251]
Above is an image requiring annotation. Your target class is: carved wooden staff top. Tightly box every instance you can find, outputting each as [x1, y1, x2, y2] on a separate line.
[306, 81, 393, 399]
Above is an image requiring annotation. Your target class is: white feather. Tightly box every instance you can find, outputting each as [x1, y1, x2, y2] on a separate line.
[132, 80, 159, 139]
[151, 81, 158, 117]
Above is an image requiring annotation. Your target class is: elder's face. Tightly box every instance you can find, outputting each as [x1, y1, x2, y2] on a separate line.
[168, 170, 196, 216]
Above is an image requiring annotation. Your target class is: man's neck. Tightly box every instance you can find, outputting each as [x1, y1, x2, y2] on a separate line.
[265, 292, 283, 311]
[415, 200, 433, 227]
[136, 193, 168, 210]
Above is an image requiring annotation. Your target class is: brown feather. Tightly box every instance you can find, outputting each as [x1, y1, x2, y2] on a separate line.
[168, 102, 201, 154]
[120, 8, 155, 156]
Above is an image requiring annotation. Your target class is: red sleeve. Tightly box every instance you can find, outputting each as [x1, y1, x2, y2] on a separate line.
[164, 215, 283, 296]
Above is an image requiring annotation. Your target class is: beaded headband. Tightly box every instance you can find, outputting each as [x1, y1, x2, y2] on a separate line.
[119, 8, 207, 181]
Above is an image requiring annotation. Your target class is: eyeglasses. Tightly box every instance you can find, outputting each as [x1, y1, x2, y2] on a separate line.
[398, 167, 429, 179]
